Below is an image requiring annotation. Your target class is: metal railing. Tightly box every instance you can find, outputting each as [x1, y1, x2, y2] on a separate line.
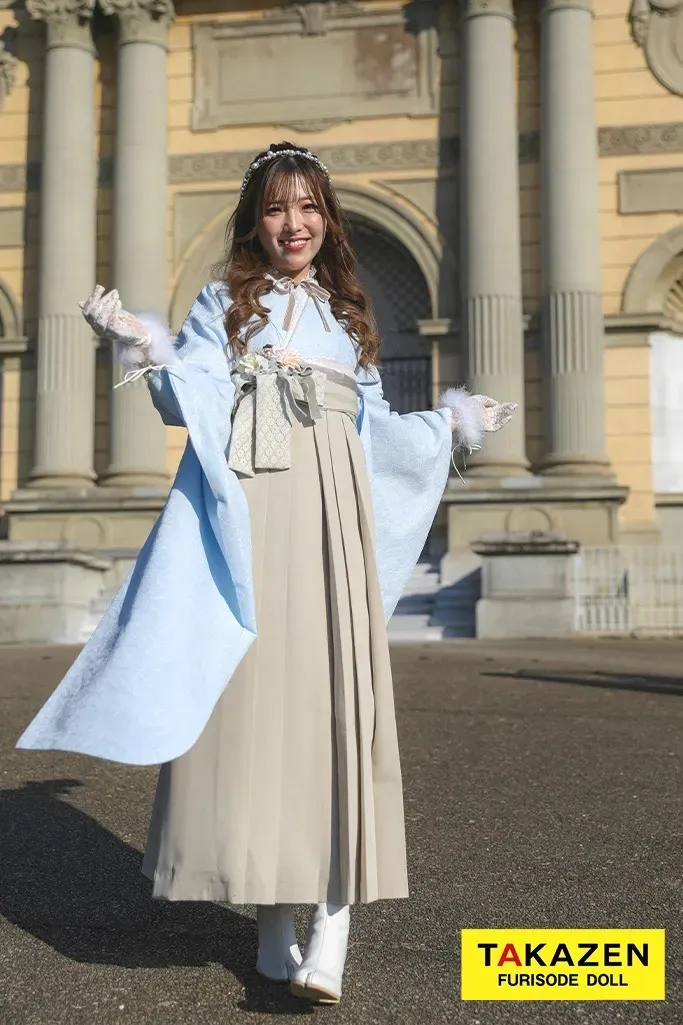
[573, 545, 683, 634]
[379, 356, 432, 413]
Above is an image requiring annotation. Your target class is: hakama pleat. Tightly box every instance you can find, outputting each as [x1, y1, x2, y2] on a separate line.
[142, 373, 409, 905]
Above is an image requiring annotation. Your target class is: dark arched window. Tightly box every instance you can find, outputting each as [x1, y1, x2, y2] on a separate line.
[349, 216, 432, 413]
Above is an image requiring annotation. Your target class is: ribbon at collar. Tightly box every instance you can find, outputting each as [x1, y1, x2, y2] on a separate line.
[226, 359, 327, 476]
[270, 274, 332, 334]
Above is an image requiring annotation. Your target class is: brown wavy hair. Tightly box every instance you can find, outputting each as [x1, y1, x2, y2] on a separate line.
[216, 141, 380, 369]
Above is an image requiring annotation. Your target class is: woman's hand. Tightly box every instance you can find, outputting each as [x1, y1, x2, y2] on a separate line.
[79, 285, 150, 352]
[439, 386, 517, 450]
[466, 394, 517, 433]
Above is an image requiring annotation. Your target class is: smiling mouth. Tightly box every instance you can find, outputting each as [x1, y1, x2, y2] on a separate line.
[280, 238, 309, 251]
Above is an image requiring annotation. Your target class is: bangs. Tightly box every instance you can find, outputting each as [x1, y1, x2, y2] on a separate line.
[260, 162, 327, 212]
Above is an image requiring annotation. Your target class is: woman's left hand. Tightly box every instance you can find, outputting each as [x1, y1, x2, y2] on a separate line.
[468, 394, 517, 433]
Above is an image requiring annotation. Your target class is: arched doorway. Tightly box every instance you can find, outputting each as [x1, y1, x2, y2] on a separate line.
[349, 215, 433, 413]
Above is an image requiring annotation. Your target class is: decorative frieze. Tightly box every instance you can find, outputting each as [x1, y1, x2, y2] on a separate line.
[5, 121, 683, 194]
[99, 0, 174, 46]
[599, 120, 683, 156]
[169, 139, 457, 183]
[630, 0, 683, 98]
[26, 0, 95, 50]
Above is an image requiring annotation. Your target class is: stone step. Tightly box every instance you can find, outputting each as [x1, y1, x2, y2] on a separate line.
[387, 613, 445, 641]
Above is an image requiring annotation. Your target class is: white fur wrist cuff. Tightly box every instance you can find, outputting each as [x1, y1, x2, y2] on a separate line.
[137, 312, 178, 367]
[438, 387, 486, 451]
[112, 313, 179, 388]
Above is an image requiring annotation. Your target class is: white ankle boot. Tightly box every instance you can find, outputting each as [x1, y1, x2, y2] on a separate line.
[255, 903, 303, 983]
[290, 902, 350, 1004]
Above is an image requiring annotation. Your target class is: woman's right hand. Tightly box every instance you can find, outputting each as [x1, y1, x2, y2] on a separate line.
[79, 285, 150, 352]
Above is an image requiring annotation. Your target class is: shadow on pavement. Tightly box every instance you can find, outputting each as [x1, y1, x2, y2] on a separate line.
[485, 669, 683, 697]
[0, 778, 312, 1015]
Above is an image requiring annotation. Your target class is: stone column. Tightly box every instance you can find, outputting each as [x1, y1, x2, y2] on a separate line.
[99, 0, 174, 488]
[26, 0, 97, 488]
[459, 0, 528, 477]
[539, 0, 611, 476]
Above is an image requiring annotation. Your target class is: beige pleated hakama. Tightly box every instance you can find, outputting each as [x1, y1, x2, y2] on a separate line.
[142, 369, 409, 905]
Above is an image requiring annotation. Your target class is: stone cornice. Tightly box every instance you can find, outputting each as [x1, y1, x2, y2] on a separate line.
[99, 0, 174, 47]
[4, 123, 683, 191]
[26, 0, 95, 51]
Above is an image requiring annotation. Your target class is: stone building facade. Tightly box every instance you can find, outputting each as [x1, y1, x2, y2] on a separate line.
[0, 0, 682, 637]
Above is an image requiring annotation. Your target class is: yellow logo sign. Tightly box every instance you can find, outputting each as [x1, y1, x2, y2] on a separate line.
[461, 929, 665, 1000]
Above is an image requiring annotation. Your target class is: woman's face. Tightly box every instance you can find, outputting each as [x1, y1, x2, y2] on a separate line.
[257, 175, 326, 281]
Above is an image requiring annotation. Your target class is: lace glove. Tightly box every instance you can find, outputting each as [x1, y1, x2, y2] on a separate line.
[79, 284, 176, 385]
[438, 386, 517, 452]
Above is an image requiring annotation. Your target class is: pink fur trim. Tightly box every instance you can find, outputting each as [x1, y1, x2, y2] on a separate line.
[438, 386, 485, 451]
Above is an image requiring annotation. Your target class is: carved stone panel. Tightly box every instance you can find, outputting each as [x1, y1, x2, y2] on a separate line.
[630, 0, 683, 97]
[618, 167, 683, 214]
[192, 3, 438, 131]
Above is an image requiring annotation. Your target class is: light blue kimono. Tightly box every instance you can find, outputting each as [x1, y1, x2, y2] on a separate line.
[16, 281, 453, 766]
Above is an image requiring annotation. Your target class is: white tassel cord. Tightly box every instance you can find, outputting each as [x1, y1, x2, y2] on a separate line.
[112, 312, 179, 389]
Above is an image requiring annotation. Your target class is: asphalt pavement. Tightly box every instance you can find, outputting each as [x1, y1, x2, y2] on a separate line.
[1, 638, 682, 1025]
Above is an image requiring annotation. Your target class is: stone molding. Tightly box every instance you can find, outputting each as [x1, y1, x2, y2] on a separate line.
[0, 35, 18, 111]
[630, 0, 683, 98]
[604, 311, 667, 346]
[26, 0, 95, 50]
[542, 0, 593, 13]
[622, 222, 683, 313]
[462, 0, 514, 19]
[99, 0, 174, 47]
[0, 275, 23, 336]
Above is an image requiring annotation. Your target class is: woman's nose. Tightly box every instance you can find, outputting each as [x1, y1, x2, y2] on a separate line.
[284, 206, 303, 232]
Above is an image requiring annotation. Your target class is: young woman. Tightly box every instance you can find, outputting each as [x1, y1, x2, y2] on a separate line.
[17, 142, 515, 1005]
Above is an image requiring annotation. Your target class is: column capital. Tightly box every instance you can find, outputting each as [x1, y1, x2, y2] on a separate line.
[26, 0, 95, 51]
[462, 0, 514, 20]
[0, 39, 18, 111]
[100, 0, 175, 47]
[541, 0, 594, 14]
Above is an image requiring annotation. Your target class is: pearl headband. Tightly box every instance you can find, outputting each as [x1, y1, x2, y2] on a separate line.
[240, 148, 331, 197]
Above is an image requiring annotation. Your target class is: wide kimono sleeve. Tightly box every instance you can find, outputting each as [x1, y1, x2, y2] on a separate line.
[356, 363, 453, 623]
[144, 283, 234, 441]
[15, 283, 257, 766]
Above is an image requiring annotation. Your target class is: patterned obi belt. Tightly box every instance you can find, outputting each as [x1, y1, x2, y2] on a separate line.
[226, 348, 358, 477]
